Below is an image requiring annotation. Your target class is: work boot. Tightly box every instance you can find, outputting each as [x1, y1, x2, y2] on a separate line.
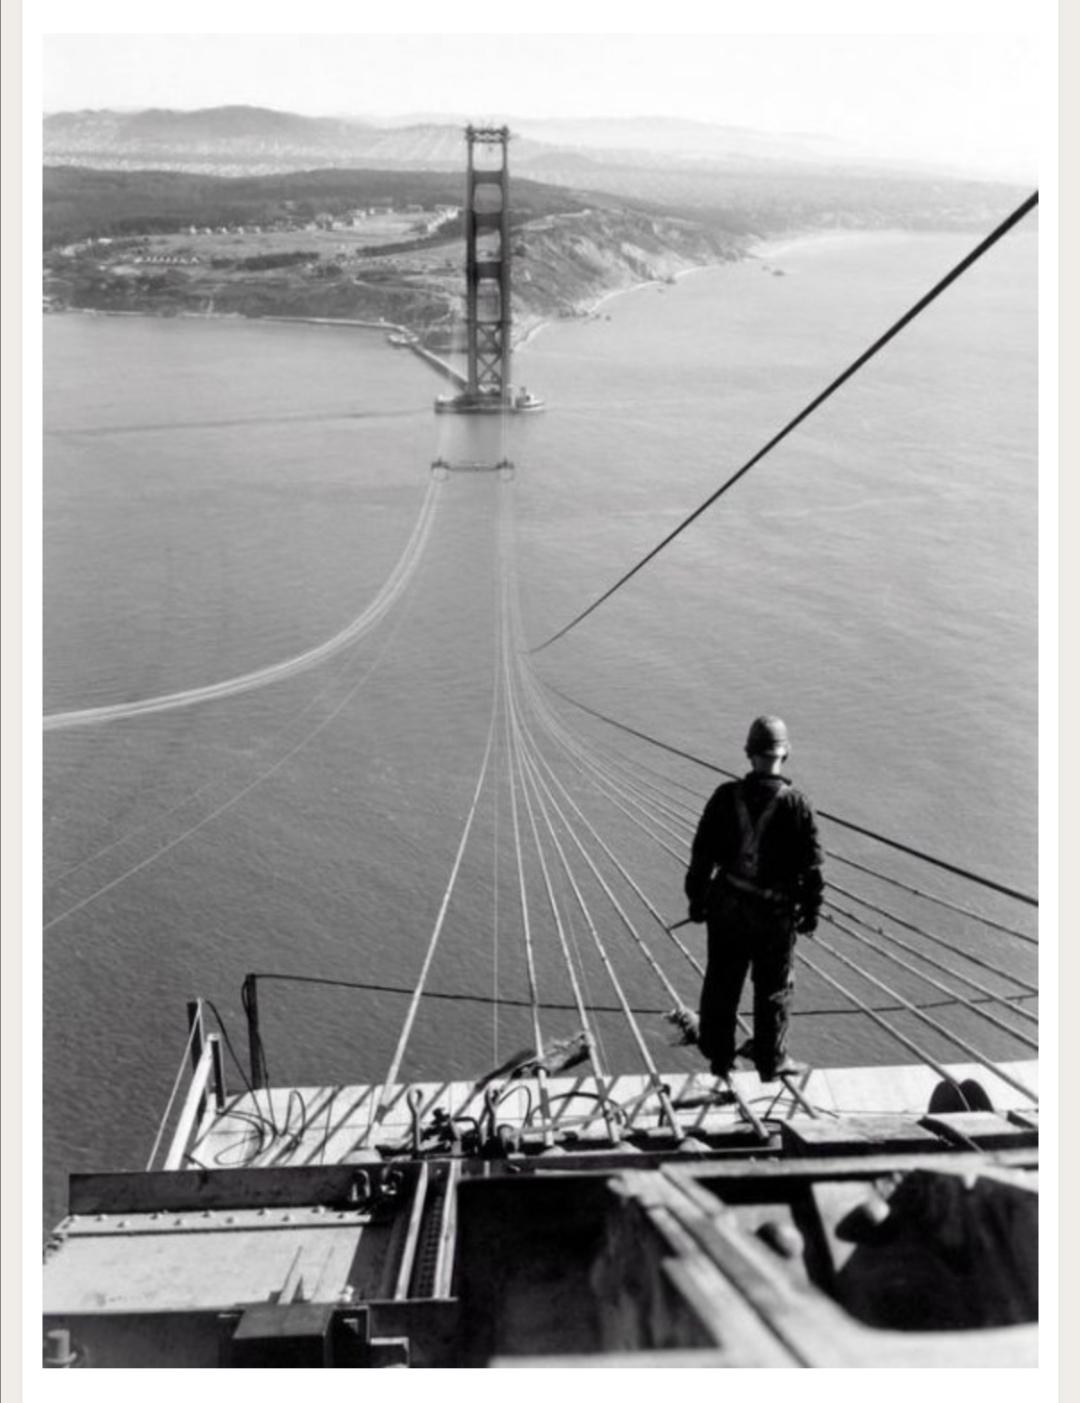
[757, 1056, 807, 1082]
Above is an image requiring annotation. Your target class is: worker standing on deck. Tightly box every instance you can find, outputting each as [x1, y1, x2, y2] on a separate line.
[685, 716, 823, 1081]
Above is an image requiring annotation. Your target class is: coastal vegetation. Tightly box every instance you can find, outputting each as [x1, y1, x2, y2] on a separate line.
[42, 131, 1029, 335]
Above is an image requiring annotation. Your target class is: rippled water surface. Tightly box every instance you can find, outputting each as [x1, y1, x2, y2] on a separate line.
[43, 230, 1038, 1230]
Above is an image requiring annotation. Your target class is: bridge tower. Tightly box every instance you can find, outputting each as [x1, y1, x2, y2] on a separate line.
[465, 124, 512, 407]
[434, 126, 542, 415]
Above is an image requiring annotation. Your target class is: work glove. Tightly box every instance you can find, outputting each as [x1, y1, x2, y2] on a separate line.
[688, 901, 707, 925]
[795, 910, 818, 937]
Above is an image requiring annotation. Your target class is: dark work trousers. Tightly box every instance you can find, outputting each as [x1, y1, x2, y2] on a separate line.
[698, 887, 796, 1076]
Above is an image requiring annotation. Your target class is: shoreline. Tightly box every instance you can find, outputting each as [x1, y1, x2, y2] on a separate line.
[57, 306, 405, 334]
[516, 257, 742, 353]
[746, 226, 986, 261]
[51, 229, 958, 362]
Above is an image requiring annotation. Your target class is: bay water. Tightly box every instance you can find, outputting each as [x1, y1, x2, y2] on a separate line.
[42, 230, 1038, 1231]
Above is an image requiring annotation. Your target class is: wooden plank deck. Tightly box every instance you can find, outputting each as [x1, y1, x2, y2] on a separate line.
[189, 1061, 1038, 1171]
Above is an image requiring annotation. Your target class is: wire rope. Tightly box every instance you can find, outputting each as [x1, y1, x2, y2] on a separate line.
[356, 647, 502, 1149]
[512, 582, 709, 987]
[45, 530, 439, 897]
[793, 947, 965, 1090]
[43, 578, 424, 932]
[565, 722, 1038, 1006]
[824, 889, 1038, 1006]
[242, 969, 1032, 1022]
[508, 703, 684, 1137]
[819, 910, 1038, 1051]
[542, 685, 1037, 908]
[827, 851, 1036, 942]
[513, 682, 696, 1006]
[500, 578, 545, 1055]
[499, 483, 607, 1058]
[505, 704, 608, 1072]
[514, 701, 687, 1011]
[542, 723, 1037, 1023]
[532, 192, 1038, 654]
[825, 880, 1037, 992]
[523, 667, 1041, 1076]
[46, 474, 442, 730]
[811, 930, 1037, 1101]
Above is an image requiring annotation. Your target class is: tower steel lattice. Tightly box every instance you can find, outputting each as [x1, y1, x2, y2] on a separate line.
[434, 125, 542, 416]
[464, 125, 512, 406]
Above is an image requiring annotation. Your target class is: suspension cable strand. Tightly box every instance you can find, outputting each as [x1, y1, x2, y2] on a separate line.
[824, 895, 1039, 1023]
[566, 721, 712, 811]
[516, 714, 686, 1009]
[47, 530, 443, 898]
[507, 551, 694, 1018]
[539, 736, 692, 863]
[530, 667, 1040, 1103]
[504, 641, 625, 1141]
[511, 714, 685, 1140]
[812, 934, 1037, 1102]
[357, 675, 501, 1148]
[512, 687, 741, 1144]
[542, 686, 1038, 907]
[526, 690, 699, 846]
[534, 699, 1040, 1068]
[518, 691, 706, 981]
[514, 626, 740, 1075]
[514, 711, 663, 1026]
[510, 733, 636, 1133]
[531, 192, 1038, 655]
[515, 686, 696, 1008]
[500, 583, 544, 1054]
[44, 569, 427, 933]
[243, 967, 1030, 1030]
[825, 884, 1039, 1001]
[820, 910, 1038, 1051]
[529, 672, 1040, 1084]
[828, 851, 1037, 942]
[47, 474, 442, 730]
[795, 948, 965, 1090]
[492, 642, 502, 1068]
[515, 698, 751, 1078]
[595, 738, 713, 806]
[575, 751, 698, 839]
[498, 485, 604, 1074]
[507, 732, 608, 1070]
[514, 605, 710, 990]
[533, 699, 702, 830]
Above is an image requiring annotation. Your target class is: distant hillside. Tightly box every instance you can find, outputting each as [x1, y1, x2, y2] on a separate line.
[511, 115, 859, 165]
[43, 106, 1026, 241]
[42, 103, 1008, 182]
[44, 107, 531, 175]
[42, 166, 591, 249]
[44, 106, 874, 173]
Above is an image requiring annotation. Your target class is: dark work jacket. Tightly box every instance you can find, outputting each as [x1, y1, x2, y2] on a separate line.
[685, 772, 824, 918]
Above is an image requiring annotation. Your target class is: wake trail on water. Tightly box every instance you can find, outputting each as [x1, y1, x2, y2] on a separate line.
[42, 571, 427, 932]
[46, 408, 426, 437]
[44, 477, 441, 732]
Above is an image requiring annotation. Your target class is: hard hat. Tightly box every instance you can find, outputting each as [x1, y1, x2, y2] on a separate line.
[745, 715, 790, 757]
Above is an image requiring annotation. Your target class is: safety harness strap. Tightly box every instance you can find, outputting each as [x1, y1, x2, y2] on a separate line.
[733, 785, 784, 881]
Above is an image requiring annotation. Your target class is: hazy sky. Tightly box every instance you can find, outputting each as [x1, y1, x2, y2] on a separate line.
[42, 26, 1043, 181]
